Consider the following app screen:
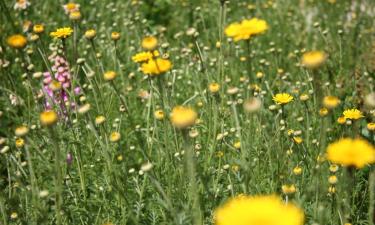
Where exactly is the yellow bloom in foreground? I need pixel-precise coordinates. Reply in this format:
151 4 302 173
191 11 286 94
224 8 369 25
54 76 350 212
326 138 375 168
142 36 158 50
343 108 364 120
170 106 197 129
50 27 73 39
301 51 326 69
225 18 268 42
323 96 340 109
40 110 58 126
7 34 27 49
215 195 304 225
273 93 293 105
141 58 172 75
132 51 159 63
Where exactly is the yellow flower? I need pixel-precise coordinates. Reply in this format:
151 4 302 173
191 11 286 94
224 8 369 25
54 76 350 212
103 71 117 81
273 93 293 105
170 106 197 129
69 11 81 20
367 122 375 131
63 2 80 14
15 125 29 137
214 195 304 225
50 27 73 39
328 186 336 194
209 82 220 93
234 141 241 149
343 108 364 120
84 29 96 39
337 116 346 124
132 51 159 63
154 110 165 120
142 36 158 50
326 138 375 168
95 116 106 125
109 132 121 142
329 164 339 172
328 175 338 184
293 166 302 175
15 138 25 148
323 96 340 109
319 108 328 117
111 32 120 41
141 58 172 75
33 24 44 34
293 137 303 144
301 51 327 69
7 34 27 49
225 18 268 42
40 110 58 126
299 94 309 101
282 184 296 195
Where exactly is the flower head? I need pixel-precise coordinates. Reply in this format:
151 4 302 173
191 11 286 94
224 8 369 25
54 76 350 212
40 110 58 126
326 138 375 168
343 108 364 120
63 2 80 14
103 71 117 81
273 93 293 105
215 195 304 225
132 51 159 63
170 106 197 129
301 51 327 69
50 27 73 39
84 29 96 39
15 125 29 137
142 36 158 50
141 58 172 75
33 24 44 34
225 18 268 42
14 0 30 10
111 32 120 41
323 96 340 109
7 34 27 49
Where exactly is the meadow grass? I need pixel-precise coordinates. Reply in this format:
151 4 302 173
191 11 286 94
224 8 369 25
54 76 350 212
1 0 375 224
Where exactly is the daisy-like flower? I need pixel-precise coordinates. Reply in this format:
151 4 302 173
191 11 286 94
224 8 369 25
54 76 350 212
142 36 158 50
40 110 58 126
225 18 268 42
14 0 30 10
63 2 80 14
326 138 375 168
132 51 159 63
323 96 340 109
141 58 172 75
301 51 327 69
109 132 121 142
273 93 293 105
170 106 197 129
214 195 304 225
50 27 73 39
208 82 220 94
7 34 27 49
103 71 117 81
342 108 364 120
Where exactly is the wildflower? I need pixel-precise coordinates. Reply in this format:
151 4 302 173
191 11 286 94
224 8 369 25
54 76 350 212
111 32 120 41
301 51 327 69
214 195 304 225
293 166 302 175
299 94 309 101
273 93 293 105
343 108 364 120
293 137 303 144
132 51 159 63
7 34 27 49
63 2 80 14
329 164 339 173
337 116 346 124
208 82 220 93
326 138 375 168
103 71 117 81
84 29 96 39
328 175 338 184
189 129 199 138
141 58 172 75
95 116 106 125
233 141 241 149
40 110 58 126
142 36 158 50
78 103 91 114
323 96 340 109
170 106 197 129
319 108 328 117
10 212 18 219
33 24 44 34
50 27 73 39
367 123 375 131
225 18 268 42
328 186 336 194
14 0 30 10
282 184 296 195
109 132 121 142
154 110 165 120
15 138 25 148
141 162 153 172
15 125 29 137
243 98 262 113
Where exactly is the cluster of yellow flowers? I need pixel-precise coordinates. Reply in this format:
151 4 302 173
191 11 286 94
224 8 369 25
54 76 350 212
225 18 268 41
